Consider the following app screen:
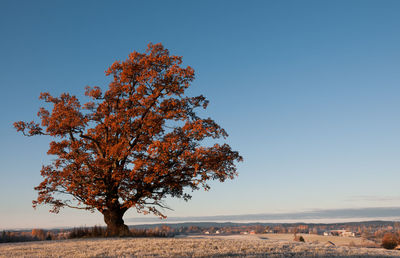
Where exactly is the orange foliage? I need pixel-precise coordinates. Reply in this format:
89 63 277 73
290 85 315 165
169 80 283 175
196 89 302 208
382 232 398 249
31 229 46 240
14 43 242 235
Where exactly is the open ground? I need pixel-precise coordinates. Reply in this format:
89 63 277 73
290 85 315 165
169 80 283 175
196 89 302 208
1 234 400 257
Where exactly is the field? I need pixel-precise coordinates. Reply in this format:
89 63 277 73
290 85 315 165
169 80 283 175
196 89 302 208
1 234 400 257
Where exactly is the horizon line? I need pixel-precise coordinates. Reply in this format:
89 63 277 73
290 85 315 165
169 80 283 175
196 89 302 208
126 206 400 224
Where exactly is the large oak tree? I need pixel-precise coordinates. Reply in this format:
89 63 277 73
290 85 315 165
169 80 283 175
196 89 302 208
14 43 242 236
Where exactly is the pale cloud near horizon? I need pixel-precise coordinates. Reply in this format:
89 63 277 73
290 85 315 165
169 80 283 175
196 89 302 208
344 195 400 203
126 206 400 224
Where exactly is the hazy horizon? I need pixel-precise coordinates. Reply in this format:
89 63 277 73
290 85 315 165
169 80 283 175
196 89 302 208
125 207 400 224
3 206 400 231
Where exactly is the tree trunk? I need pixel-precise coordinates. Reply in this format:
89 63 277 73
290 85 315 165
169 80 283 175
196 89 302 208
103 209 130 237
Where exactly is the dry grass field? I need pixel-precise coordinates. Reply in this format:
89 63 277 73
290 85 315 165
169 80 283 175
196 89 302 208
1 234 399 257
256 233 378 247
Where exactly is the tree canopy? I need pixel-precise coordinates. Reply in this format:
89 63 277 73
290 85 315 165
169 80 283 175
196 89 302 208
14 43 242 236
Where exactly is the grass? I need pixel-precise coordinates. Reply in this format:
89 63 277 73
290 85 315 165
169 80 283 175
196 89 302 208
0 234 399 257
261 233 378 247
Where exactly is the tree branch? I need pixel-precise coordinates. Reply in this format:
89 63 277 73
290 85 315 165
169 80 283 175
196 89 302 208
79 133 105 158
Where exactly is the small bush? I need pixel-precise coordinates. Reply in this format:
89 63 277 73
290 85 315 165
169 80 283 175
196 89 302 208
381 233 398 250
293 235 305 242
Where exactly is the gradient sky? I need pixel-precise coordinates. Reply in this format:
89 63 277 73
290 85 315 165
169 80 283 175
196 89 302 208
1 0 400 229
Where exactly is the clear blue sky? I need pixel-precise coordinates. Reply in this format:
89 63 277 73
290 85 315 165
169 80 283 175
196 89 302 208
1 0 400 229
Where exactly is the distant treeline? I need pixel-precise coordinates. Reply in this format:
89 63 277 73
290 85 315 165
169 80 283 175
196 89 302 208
0 226 173 243
2 220 400 244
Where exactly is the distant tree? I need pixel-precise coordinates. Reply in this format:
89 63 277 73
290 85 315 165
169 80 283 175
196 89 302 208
188 226 200 233
31 229 46 240
45 232 52 240
382 232 398 250
0 231 8 243
14 43 242 236
254 225 265 234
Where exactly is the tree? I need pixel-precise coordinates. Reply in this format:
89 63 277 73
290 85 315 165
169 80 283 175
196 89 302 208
382 232 398 250
14 43 242 236
31 229 46 240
